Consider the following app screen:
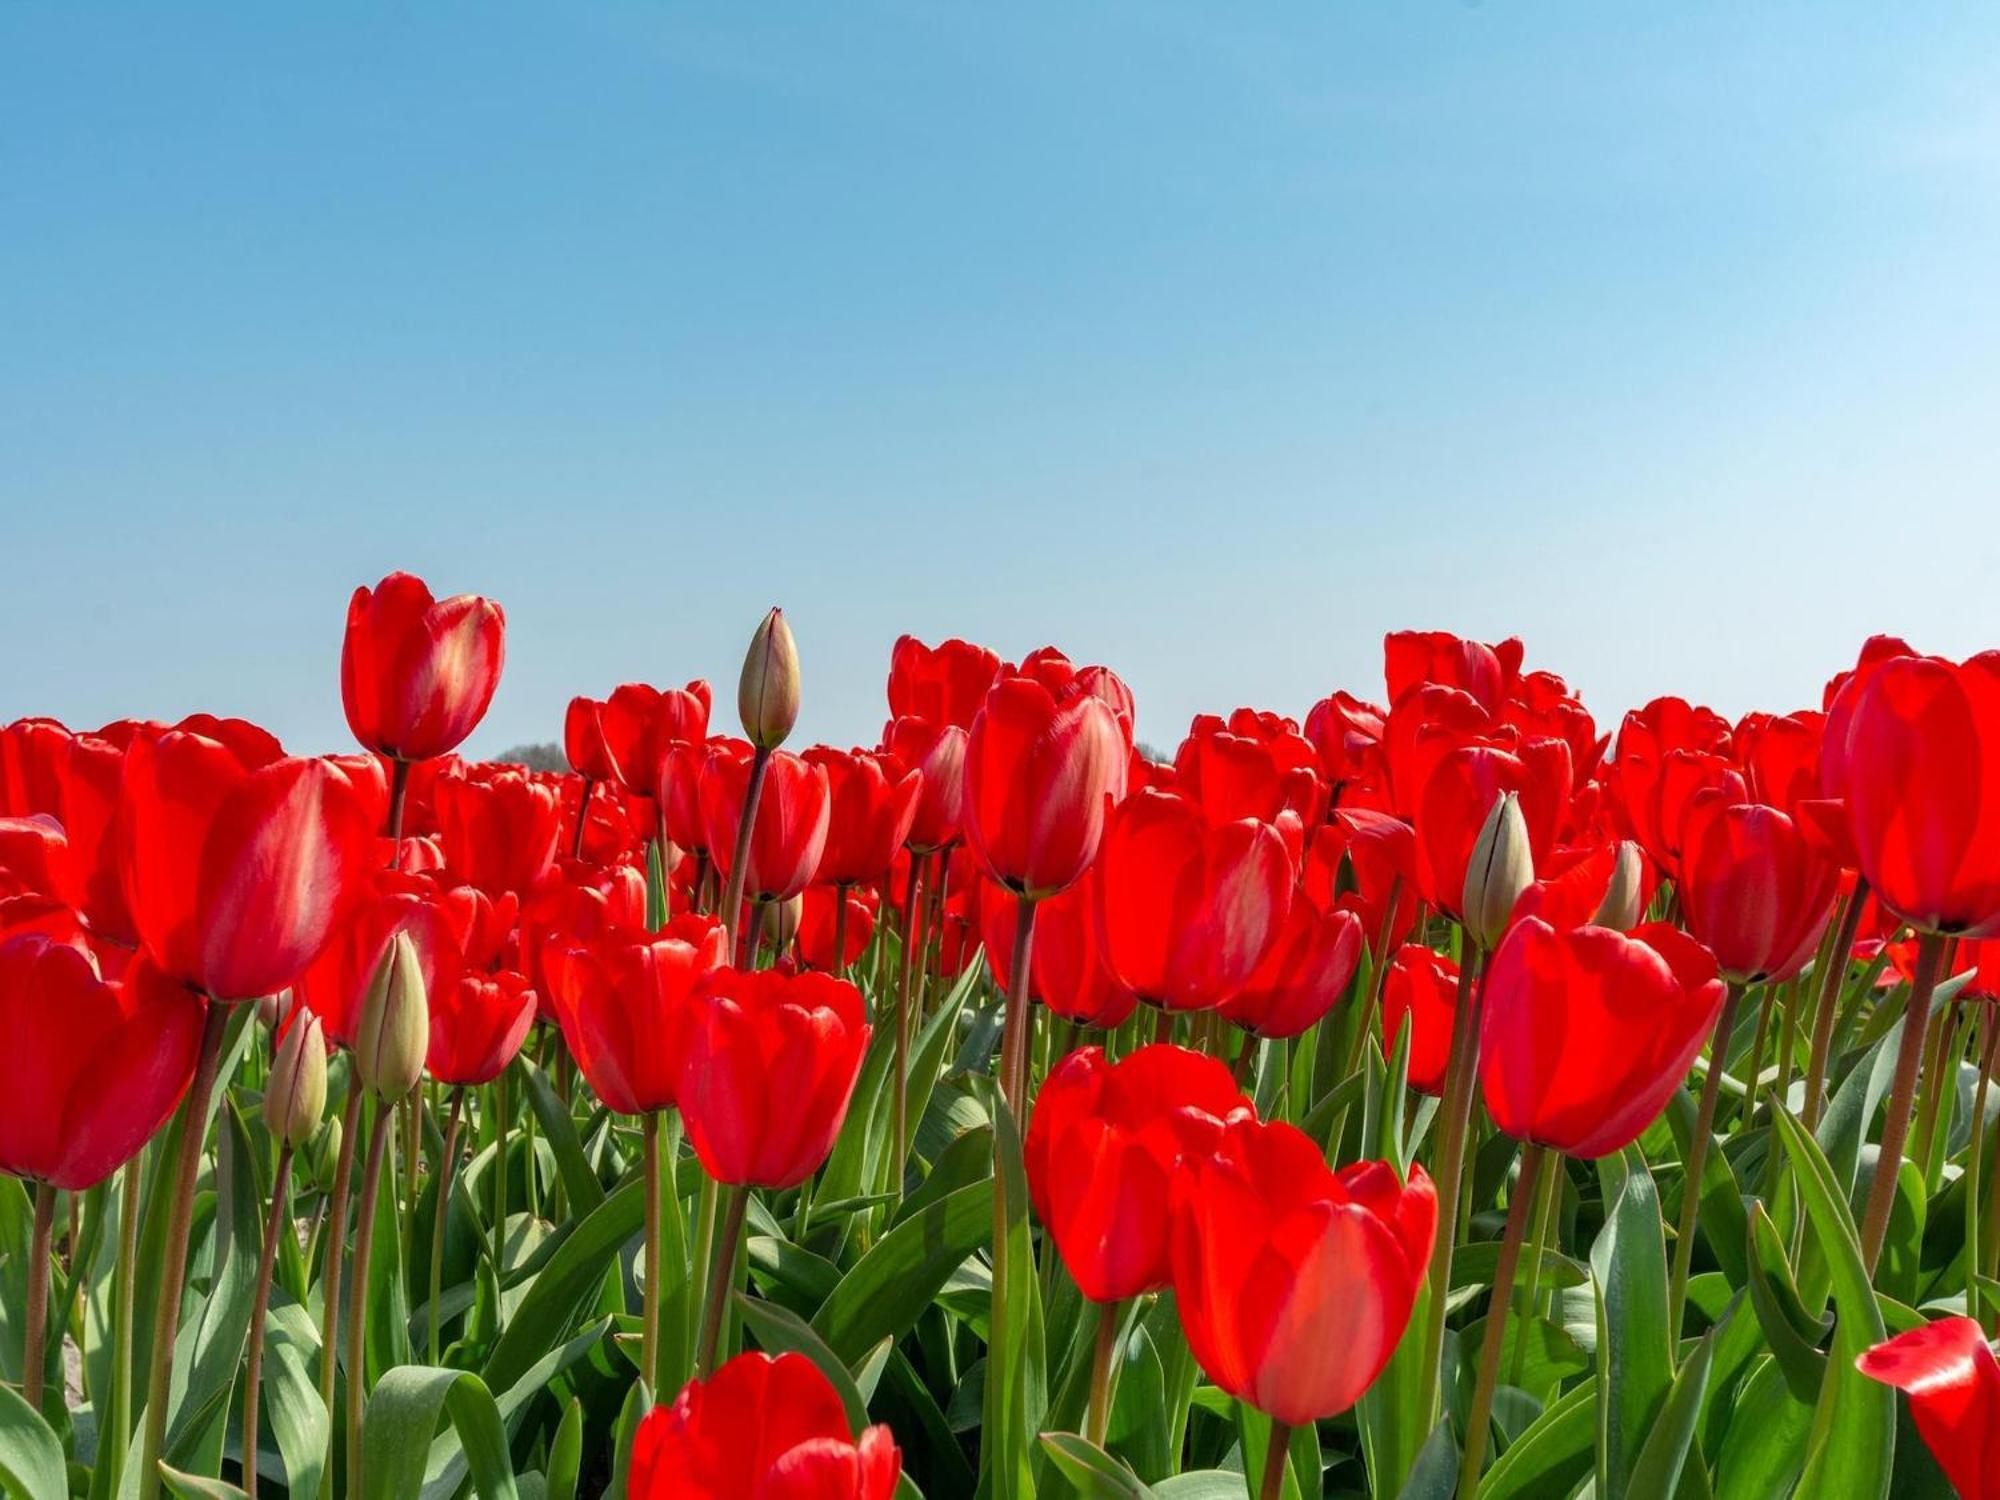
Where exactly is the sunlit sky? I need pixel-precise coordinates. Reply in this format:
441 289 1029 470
5 4 1998 756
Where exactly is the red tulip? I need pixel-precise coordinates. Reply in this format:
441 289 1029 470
551 915 728 1115
1096 789 1291 1012
0 937 205 1190
1610 697 1739 876
1384 630 1525 714
962 676 1129 898
1171 1115 1436 1425
519 857 649 1018
0 718 68 818
1219 896 1365 1040
427 969 537 1087
569 682 711 798
1820 635 1919 802
699 744 830 903
1479 919 1726 1158
1733 709 1825 816
341 571 505 761
1008 863 1137 1027
678 967 871 1188
118 723 376 1001
806 747 922 886
881 717 966 852
563 695 621 783
296 870 461 1048
658 738 717 855
887 634 1003 730
1679 797 1838 983
1511 841 1649 932
1837 651 2000 937
1304 691 1387 789
1174 712 1321 833
797 883 876 970
1382 944 1459 1095
1013 647 1137 734
629 1351 902 1500
1857 1317 2000 1499
1025 1044 1252 1302
433 765 563 900
1411 739 1571 920
1299 808 1419 949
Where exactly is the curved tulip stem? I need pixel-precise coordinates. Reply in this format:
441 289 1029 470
694 1182 750 1379
718 746 773 962
21 1179 56 1412
1460 1144 1547 1497
428 1089 464 1365
1085 1299 1124 1447
1858 931 1946 1272
570 777 594 859
1669 981 1745 1336
1414 944 1487 1435
891 854 928 1195
641 1110 663 1393
243 1145 295 1500
386 756 412 851
1257 1422 1292 1500
317 1075 364 1497
999 895 1041 1117
1802 881 1867 1132
345 1095 395 1495
137 998 227 1500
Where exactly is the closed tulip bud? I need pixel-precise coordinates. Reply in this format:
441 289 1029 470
1592 840 1646 929
763 893 802 952
264 1012 328 1148
303 1109 344 1189
1461 791 1533 952
355 930 429 1100
738 608 800 750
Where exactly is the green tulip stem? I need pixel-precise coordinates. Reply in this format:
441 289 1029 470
428 1088 464 1365
1084 1298 1124 1447
1669 981 1745 1335
1859 930 1948 1273
1802 881 1867 1132
1461 1143 1548 1497
21 1179 56 1412
1257 1421 1292 1500
242 1144 294 1500
891 852 928 1196
694 1181 750 1379
345 1094 395 1496
718 746 773 964
1414 942 1487 1435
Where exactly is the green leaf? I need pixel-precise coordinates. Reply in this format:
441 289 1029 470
262 1319 329 1500
1664 1087 1749 1289
1774 1107 1894 1500
1394 1420 1459 1500
482 1178 643 1391
0 1385 66 1500
1592 1150 1674 1500
1713 1358 1812 1500
520 1060 605 1216
978 1094 1046 1500
736 1293 888 1435
1481 1376 1596 1500
158 1468 251 1500
1037 1433 1158 1498
1627 1300 1733 1500
360 1366 519 1500
544 1398 582 1500
809 1180 993 1366
1743 1201 1830 1403
164 1099 264 1462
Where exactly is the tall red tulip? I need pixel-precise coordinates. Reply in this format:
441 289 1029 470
1857 1317 2000 1499
798 883 877 970
432 765 563 900
563 695 622 783
699 744 830 904
806 747 922 886
341 571 505 762
962 676 1129 899
1411 740 1571 921
887 635 1003 730
1382 944 1458 1095
426 969 537 1087
1219 895 1364 1040
1171 1115 1436 1425
519 857 649 1018
551 916 729 1116
296 870 460 1047
1610 696 1739 876
118 723 377 1001
1479 918 1726 1158
1096 789 1291 1012
1384 630 1524 713
630 1351 902 1500
1678 797 1838 983
1174 712 1320 835
882 716 966 852
0 937 205 1190
1026 1044 1251 1303
678 966 870 1189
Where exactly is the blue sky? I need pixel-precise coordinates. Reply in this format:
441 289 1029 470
4 4 1998 756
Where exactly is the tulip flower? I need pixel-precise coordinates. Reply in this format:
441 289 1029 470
806 746 923 887
1733 708 1825 815
1219 895 1365 1041
630 1351 902 1500
887 634 1003 730
1609 695 1736 874
427 969 536 1087
1384 629 1525 713
1096 788 1292 1013
1679 797 1838 984
1856 1317 2000 1499
1412 741 1570 925
1512 840 1649 932
1173 711 1321 836
882 715 967 852
297 870 461 1047
1382 944 1458 1094
977 864 1136 1029
1303 690 1388 790
432 764 563 900
340 570 506 767
798 882 876 970
1170 1115 1436 1456
552 916 729 1115
699 743 830 905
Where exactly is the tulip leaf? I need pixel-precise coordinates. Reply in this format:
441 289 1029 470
1743 1201 1830 1403
810 1177 993 1365
1712 1358 1812 1500
1393 1419 1459 1500
1037 1432 1160 1497
1154 1477 1259 1500
1773 1107 1893 1500
1626 1298 1734 1500
735 1292 887 1433
481 1178 643 1391
1480 1376 1596 1500
164 1097 264 1463
423 1321 605 1500
158 1468 251 1500
360 1365 518 1500
0 1385 66 1500
1592 1149 1674 1500
544 1398 582 1500
978 1095 1046 1500
520 1060 606 1216
261 1324 329 1500
1664 1086 1749 1290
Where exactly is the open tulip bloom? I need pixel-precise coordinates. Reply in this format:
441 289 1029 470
13 605 2000 1500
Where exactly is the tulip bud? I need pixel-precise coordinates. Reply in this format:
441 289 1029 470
1462 791 1534 952
738 607 801 750
264 1012 328 1148
763 893 803 952
355 931 430 1100
1592 840 1646 930
304 1108 344 1190
258 988 295 1032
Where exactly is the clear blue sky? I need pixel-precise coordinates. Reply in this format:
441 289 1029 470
5 4 1998 756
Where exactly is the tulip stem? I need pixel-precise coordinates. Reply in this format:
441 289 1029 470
243 1145 295 1500
999 894 1041 1116
892 853 928 1196
1968 1007 1995 1331
1414 945 1487 1436
1669 981 1744 1337
719 746 773 963
492 1066 510 1274
1257 1421 1291 1500
1085 1299 1123 1447
694 1182 749 1379
318 1076 364 1498
831 882 850 975
428 1089 464 1365
21 1179 56 1412
386 756 412 849
642 1110 663 1393
1738 983 1776 1131
1509 1150 1562 1388
1342 875 1406 1082
106 1155 143 1496
1912 971 1965 1183
1460 1144 1546 1496
1859 931 1947 1274
346 1096 394 1494
1802 881 1867 1132
136 999 227 1500
570 777 594 858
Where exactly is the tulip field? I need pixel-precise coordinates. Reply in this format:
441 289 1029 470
6 575 2000 1500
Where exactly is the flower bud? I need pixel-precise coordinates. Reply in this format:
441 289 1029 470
763 893 803 952
738 607 801 750
1592 840 1646 930
1462 791 1534 952
355 931 430 1100
264 1011 328 1149
303 1109 344 1190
